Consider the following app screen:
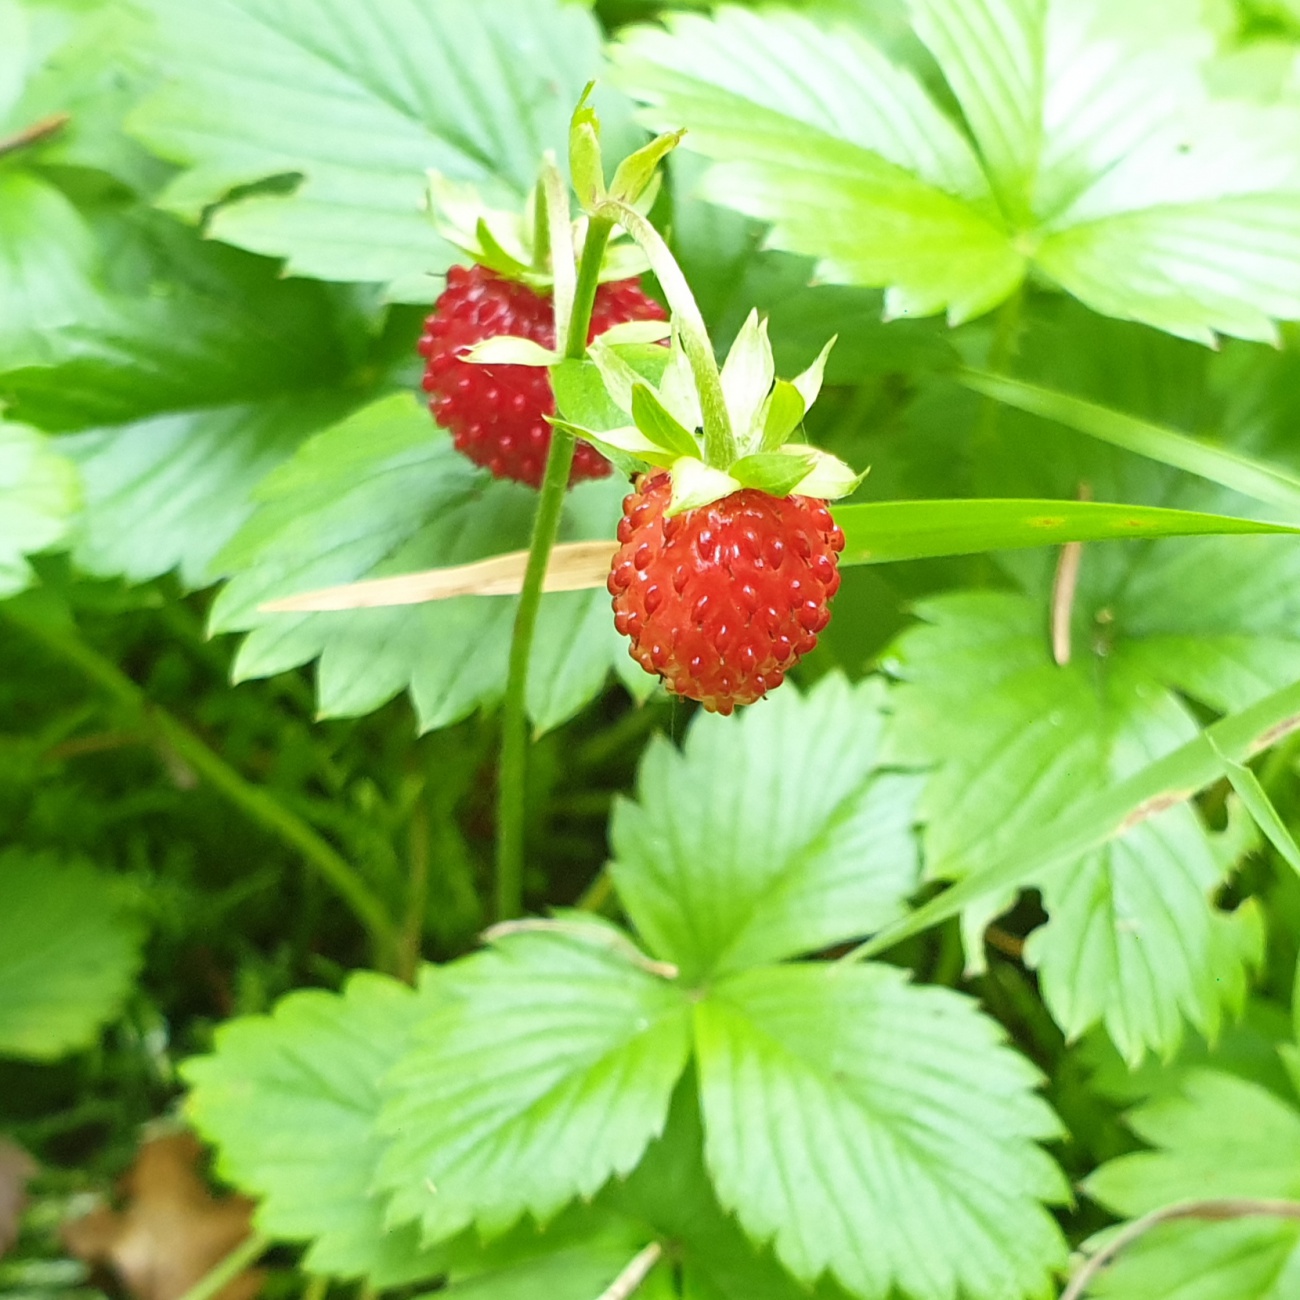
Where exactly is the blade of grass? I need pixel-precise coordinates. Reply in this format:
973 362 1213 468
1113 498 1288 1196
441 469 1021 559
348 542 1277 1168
959 368 1300 512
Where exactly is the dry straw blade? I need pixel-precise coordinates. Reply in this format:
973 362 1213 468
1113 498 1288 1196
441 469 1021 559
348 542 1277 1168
258 540 618 612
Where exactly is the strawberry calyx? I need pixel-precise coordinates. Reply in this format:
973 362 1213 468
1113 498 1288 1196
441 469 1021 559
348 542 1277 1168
550 310 867 515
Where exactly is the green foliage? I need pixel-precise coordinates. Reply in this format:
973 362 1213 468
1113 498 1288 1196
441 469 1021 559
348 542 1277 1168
616 0 1300 340
182 972 443 1284
8 0 1300 1297
610 675 920 981
1084 1069 1300 1297
0 851 144 1060
127 0 632 299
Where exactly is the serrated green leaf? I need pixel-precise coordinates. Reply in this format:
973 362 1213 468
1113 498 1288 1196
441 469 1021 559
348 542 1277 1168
210 393 640 731
618 2 1300 340
377 929 690 1243
0 172 101 368
1081 1070 1300 1299
182 972 443 1285
0 851 145 1061
2 228 365 589
128 0 632 300
884 583 1279 1058
0 421 78 598
611 675 921 983
694 963 1068 1300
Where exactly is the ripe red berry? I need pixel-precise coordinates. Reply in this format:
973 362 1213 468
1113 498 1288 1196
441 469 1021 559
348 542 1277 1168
418 265 666 488
608 471 845 714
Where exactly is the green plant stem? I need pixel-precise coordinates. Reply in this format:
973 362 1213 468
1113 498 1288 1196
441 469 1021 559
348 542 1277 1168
594 197 735 465
494 217 615 921
2 604 399 965
175 1233 269 1300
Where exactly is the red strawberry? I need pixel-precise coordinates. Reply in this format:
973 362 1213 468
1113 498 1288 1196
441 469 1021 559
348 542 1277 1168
608 471 845 714
418 265 666 488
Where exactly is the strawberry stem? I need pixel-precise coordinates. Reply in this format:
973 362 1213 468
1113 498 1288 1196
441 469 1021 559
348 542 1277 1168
595 197 735 467
494 215 615 921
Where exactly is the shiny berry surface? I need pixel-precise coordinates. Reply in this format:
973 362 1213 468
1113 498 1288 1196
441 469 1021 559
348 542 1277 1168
608 472 845 714
418 265 666 488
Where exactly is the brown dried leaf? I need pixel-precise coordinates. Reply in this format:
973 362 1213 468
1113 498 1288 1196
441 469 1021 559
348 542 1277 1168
0 1138 37 1258
257 539 618 612
63 1133 262 1300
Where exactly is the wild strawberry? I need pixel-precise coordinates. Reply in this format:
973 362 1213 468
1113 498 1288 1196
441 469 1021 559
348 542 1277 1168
418 266 665 489
608 472 845 714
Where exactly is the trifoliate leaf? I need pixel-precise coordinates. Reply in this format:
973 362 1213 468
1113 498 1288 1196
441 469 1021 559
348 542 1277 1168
886 589 1270 1060
613 7 1022 324
0 851 145 1061
694 963 1069 1300
611 675 921 982
128 0 633 300
210 393 647 732
377 929 690 1243
0 421 78 598
1082 1070 1300 1299
1 225 366 590
182 973 443 1285
617 2 1300 341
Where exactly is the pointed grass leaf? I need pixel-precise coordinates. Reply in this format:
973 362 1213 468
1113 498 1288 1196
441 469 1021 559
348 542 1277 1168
959 369 1300 512
694 963 1068 1300
0 852 145 1061
181 973 444 1285
377 929 690 1243
610 675 922 982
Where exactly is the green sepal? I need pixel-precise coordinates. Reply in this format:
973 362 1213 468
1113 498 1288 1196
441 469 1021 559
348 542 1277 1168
475 216 534 281
667 456 741 515
609 129 686 206
631 384 700 460
587 337 675 417
790 336 836 413
461 336 559 367
551 358 631 433
789 446 867 499
729 449 818 497
595 319 672 347
759 381 807 451
569 82 606 212
546 417 673 476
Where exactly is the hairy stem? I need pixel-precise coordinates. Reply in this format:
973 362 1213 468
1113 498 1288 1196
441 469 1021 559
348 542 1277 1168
594 197 734 466
3 604 399 965
494 217 615 921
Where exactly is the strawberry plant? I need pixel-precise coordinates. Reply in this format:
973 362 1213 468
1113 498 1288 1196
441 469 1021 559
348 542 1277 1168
9 1 1300 1299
